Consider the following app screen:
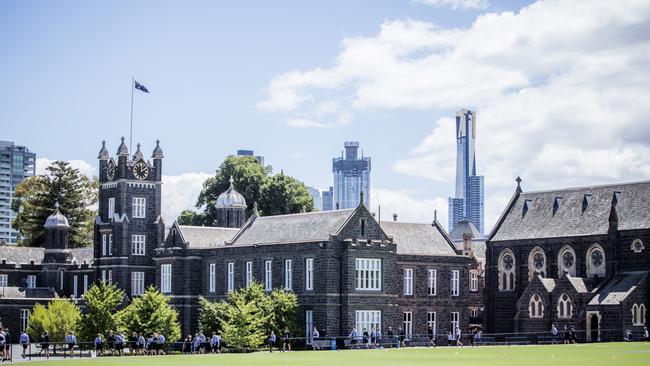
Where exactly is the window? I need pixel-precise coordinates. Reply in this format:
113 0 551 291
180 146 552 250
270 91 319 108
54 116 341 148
306 310 314 345
427 312 436 336
305 258 314 291
450 312 459 332
632 304 646 326
528 247 546 280
631 239 645 253
131 235 146 255
108 197 115 219
428 269 437 296
470 270 478 292
403 312 413 339
20 309 29 332
132 197 146 218
131 272 144 296
0 274 7 287
284 259 293 290
102 234 107 255
355 310 381 337
108 270 113 284
59 270 64 290
209 263 216 293
451 270 460 296
558 245 576 276
265 260 272 291
498 249 516 291
227 262 235 292
108 234 113 255
469 308 479 318
557 293 572 318
83 275 88 294
586 244 606 278
101 270 106 283
73 275 78 298
27 275 36 288
529 293 544 318
245 261 253 288
403 268 413 296
360 219 367 237
161 264 172 293
355 258 381 290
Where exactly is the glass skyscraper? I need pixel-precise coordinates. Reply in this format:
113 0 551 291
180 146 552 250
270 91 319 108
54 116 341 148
0 141 36 244
307 186 322 211
321 186 334 211
332 142 370 209
448 110 484 236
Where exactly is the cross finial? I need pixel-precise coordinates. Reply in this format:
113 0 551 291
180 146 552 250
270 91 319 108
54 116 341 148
229 175 234 185
156 139 160 146
359 191 365 206
137 143 141 149
101 140 106 147
121 136 125 142
515 176 522 193
54 201 60 210
434 209 437 221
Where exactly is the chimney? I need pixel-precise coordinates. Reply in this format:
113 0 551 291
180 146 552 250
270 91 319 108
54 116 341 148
463 233 473 256
336 202 339 210
393 213 398 222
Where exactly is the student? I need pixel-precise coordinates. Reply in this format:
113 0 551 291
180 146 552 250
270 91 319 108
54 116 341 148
210 332 221 354
19 330 30 359
455 327 463 347
362 328 370 349
0 328 6 361
146 334 154 355
474 329 482 346
312 327 320 350
107 330 116 356
94 334 103 356
447 331 454 347
282 327 291 352
157 332 166 355
644 327 649 342
469 328 476 347
137 333 146 355
551 323 558 344
39 331 50 357
398 328 405 348
624 329 633 342
198 331 206 353
66 331 77 358
129 332 138 355
182 335 191 354
569 327 577 344
3 328 10 360
563 326 570 344
371 327 381 348
386 326 395 347
114 332 124 356
427 325 436 347
348 327 358 348
192 332 201 353
269 331 276 353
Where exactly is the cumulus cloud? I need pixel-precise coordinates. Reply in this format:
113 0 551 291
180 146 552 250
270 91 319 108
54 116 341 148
286 118 331 129
414 0 489 10
371 188 448 228
161 173 212 224
36 157 97 177
258 0 650 231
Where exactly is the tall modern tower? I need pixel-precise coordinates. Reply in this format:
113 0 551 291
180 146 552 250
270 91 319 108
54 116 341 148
332 142 370 209
0 141 36 244
321 186 334 211
306 186 322 211
448 110 484 236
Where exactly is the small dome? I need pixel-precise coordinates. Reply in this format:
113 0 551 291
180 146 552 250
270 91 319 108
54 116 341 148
151 139 164 159
449 218 480 241
44 202 69 229
117 136 129 156
133 143 144 160
97 140 109 160
216 176 247 208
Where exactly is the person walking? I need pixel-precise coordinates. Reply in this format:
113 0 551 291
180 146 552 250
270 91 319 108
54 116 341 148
644 327 649 342
129 332 138 355
455 327 463 347
210 332 221 354
106 330 116 356
362 328 370 349
3 328 10 361
551 323 558 344
38 331 49 357
563 326 571 344
282 327 291 352
427 325 436 347
312 327 320 350
19 330 30 359
136 333 146 355
0 328 6 361
94 334 103 356
398 328 405 348
65 331 77 358
348 327 358 348
447 331 454 347
268 331 276 353
157 332 166 355
115 332 124 356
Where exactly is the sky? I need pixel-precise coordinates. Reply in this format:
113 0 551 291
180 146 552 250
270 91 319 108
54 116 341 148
2 0 650 230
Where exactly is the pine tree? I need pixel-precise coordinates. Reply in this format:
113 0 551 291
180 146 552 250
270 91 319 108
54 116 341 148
78 281 125 341
12 161 97 247
117 286 181 342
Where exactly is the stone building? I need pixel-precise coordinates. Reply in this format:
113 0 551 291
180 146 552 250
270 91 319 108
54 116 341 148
485 178 649 341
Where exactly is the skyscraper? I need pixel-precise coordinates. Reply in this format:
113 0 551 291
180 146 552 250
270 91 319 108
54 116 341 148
321 186 334 211
230 149 265 165
307 186 322 211
332 141 370 209
0 141 36 244
448 110 484 236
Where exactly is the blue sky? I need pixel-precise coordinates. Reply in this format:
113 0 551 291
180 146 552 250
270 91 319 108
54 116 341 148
3 0 649 229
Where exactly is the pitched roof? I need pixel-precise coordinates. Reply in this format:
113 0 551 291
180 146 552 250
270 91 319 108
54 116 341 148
380 221 458 256
177 225 238 248
449 219 481 241
588 272 647 306
539 277 557 292
491 180 650 241
0 287 56 299
0 246 92 265
566 276 591 293
230 209 356 246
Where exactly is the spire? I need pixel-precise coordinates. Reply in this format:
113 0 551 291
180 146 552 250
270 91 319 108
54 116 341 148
253 201 259 215
151 139 164 159
133 143 143 160
515 176 522 193
117 136 129 156
359 191 365 207
97 140 109 160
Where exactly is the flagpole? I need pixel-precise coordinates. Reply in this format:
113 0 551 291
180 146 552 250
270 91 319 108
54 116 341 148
130 76 134 153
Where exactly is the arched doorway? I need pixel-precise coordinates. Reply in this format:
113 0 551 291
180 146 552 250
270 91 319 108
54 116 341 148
586 311 600 342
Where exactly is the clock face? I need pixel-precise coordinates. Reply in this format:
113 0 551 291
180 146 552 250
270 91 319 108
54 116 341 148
105 165 116 180
132 162 149 180
562 251 574 268
591 250 603 267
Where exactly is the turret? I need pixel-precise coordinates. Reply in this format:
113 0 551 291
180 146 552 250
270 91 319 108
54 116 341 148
43 202 72 263
117 136 129 179
216 176 247 228
151 139 164 181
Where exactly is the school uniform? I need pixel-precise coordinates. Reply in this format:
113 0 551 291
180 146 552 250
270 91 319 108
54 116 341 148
137 335 146 350
349 329 358 345
20 332 30 350
66 334 77 351
269 334 276 352
210 335 221 352
94 336 103 352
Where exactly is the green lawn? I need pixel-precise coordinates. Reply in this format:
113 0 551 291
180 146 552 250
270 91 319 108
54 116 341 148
30 343 650 366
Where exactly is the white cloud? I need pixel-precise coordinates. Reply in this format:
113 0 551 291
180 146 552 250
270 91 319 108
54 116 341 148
414 0 489 10
36 157 97 177
258 0 650 232
161 173 212 224
371 188 448 229
286 118 331 129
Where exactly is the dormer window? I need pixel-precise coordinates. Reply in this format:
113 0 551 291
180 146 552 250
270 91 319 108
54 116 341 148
582 194 592 212
553 197 562 216
522 199 532 217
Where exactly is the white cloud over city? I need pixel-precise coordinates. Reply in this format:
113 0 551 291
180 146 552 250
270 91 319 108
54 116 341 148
259 0 650 231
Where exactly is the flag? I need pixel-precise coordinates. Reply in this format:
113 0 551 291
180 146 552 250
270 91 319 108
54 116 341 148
134 80 149 93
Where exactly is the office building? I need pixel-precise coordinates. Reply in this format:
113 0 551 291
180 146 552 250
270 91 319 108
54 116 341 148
322 186 334 211
0 141 36 244
332 142 370 209
307 186 322 211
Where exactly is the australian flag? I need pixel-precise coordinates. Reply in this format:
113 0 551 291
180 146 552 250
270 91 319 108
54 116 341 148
134 80 150 93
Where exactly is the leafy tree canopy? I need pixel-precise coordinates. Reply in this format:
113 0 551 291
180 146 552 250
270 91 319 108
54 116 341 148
27 300 81 342
78 281 125 341
117 286 181 342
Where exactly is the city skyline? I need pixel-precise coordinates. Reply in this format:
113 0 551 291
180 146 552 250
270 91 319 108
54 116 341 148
3 0 650 232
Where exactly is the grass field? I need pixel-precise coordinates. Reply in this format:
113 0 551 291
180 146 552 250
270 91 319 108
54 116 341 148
26 343 650 366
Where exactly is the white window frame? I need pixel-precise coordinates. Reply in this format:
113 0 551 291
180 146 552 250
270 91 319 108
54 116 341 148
245 261 253 288
20 309 29 332
469 307 479 318
131 271 144 296
355 310 381 337
59 270 64 290
0 274 8 287
306 310 314 345
470 270 478 292
131 234 146 256
108 234 113 255
101 270 106 282
209 263 216 293
355 258 382 291
428 269 437 296
403 311 413 339
284 259 293 290
102 234 107 255
27 275 36 288
161 264 172 293
73 275 78 298
132 197 146 219
83 275 88 294
403 268 413 296
450 312 460 333
108 197 115 219
557 293 572 318
108 270 113 284
632 304 646 326
451 270 460 296
530 293 544 318
265 260 272 291
305 258 314 291
427 312 437 336
227 262 234 292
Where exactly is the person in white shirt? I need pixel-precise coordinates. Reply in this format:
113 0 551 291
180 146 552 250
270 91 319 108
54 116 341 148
210 332 221 353
312 327 320 350
19 331 30 359
455 327 463 347
157 333 166 355
66 331 77 358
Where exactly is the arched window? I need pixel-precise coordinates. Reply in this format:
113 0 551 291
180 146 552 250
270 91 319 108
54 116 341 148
529 293 544 318
586 244 606 278
631 239 645 253
632 304 646 326
498 249 516 291
557 293 572 318
528 247 546 280
558 245 576 277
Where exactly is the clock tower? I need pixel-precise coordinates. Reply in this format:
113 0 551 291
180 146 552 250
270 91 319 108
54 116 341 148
94 137 165 298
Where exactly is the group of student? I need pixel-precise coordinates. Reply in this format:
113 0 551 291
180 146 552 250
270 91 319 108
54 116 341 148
0 327 12 360
624 327 649 342
93 330 167 356
268 327 293 352
346 325 472 348
181 331 222 354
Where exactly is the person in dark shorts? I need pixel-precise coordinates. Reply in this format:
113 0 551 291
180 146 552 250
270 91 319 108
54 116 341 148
563 326 571 344
282 327 291 352
362 328 369 349
106 330 116 356
137 333 146 355
94 334 103 356
39 331 50 357
129 332 138 355
427 325 436 347
65 331 77 357
3 328 10 360
269 331 276 353
349 327 358 347
19 330 30 359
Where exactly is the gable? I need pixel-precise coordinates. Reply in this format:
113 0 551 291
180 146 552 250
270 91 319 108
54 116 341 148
336 205 389 241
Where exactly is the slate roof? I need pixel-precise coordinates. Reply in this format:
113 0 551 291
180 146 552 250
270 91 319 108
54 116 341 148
449 219 482 241
588 272 647 306
0 246 93 265
230 209 356 246
567 276 591 293
0 287 56 299
380 221 458 256
177 225 238 248
539 277 557 292
491 180 650 241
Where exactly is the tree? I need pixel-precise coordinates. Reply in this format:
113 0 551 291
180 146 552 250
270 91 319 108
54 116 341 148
259 173 314 216
12 161 97 247
117 286 181 342
218 291 268 350
78 281 125 341
27 300 81 342
176 209 207 226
